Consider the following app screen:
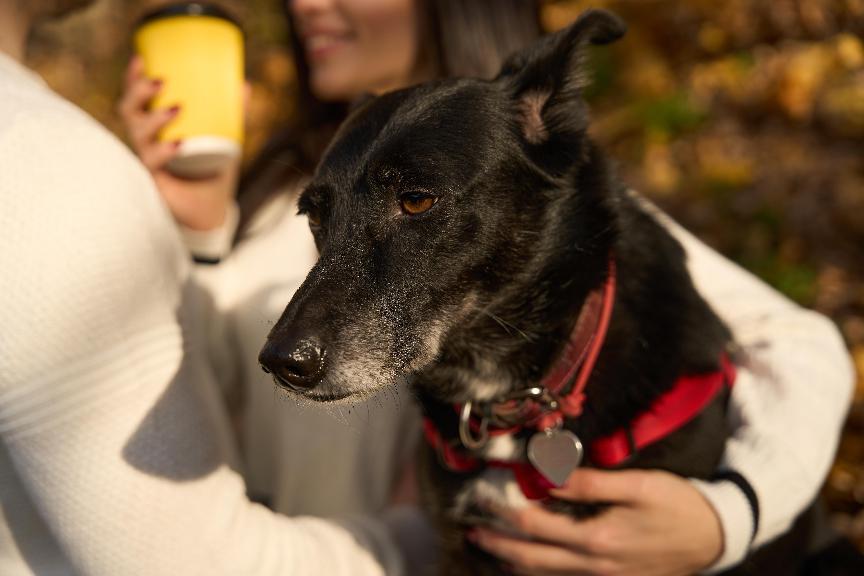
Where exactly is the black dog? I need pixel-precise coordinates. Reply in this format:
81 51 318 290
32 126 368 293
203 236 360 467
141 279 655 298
259 10 839 575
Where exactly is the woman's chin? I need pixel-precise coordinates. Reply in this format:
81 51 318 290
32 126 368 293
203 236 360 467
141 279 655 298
309 69 365 103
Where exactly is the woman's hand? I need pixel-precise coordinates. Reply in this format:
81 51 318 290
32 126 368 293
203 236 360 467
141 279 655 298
471 468 723 576
119 56 239 231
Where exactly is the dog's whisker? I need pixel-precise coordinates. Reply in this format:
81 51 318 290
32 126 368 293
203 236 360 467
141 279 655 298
482 310 534 343
483 310 513 336
335 403 349 427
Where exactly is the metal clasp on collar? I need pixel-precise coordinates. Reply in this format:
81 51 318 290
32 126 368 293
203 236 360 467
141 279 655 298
488 386 561 428
508 386 560 410
458 387 562 450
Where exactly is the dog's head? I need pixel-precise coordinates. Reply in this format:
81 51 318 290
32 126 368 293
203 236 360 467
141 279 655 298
259 10 626 402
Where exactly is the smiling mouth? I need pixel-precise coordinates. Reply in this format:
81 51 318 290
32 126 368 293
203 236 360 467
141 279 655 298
303 34 352 61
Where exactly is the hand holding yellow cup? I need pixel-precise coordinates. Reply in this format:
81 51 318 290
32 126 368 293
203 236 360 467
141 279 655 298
134 2 244 178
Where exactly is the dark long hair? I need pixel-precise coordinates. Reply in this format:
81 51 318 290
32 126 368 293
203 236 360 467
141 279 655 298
236 0 543 239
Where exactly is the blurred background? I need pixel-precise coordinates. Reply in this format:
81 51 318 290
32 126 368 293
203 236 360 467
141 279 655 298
27 0 864 549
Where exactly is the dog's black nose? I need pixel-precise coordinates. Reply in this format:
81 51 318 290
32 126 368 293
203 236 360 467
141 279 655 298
259 337 326 390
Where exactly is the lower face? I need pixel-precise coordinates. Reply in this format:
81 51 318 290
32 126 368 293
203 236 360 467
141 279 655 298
293 0 420 101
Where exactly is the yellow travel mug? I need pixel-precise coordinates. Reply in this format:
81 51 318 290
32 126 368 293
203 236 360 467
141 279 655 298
134 2 244 178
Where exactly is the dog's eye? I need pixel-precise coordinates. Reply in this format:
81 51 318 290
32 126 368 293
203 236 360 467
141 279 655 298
400 192 437 216
306 210 321 227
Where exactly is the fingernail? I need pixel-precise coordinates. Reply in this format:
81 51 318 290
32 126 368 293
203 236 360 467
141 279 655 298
172 139 183 149
152 78 163 89
168 105 181 115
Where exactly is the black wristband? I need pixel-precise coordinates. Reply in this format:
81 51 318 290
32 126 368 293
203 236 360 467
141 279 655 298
713 470 760 544
192 254 221 265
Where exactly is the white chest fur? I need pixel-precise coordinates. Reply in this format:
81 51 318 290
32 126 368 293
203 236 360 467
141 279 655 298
450 434 531 529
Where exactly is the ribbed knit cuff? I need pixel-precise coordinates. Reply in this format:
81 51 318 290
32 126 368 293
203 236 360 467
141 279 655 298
690 476 756 573
179 202 239 264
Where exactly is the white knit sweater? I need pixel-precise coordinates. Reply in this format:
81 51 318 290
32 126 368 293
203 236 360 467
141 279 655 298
0 52 404 576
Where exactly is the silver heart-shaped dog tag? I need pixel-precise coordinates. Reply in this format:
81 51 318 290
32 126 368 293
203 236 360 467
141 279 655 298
527 429 584 487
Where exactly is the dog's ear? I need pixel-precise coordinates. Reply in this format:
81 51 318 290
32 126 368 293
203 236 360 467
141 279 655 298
497 9 626 145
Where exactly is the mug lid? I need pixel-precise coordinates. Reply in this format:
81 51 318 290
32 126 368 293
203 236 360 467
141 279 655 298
135 2 241 30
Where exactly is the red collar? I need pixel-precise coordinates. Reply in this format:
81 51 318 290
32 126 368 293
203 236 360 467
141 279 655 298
533 257 617 430
422 257 737 499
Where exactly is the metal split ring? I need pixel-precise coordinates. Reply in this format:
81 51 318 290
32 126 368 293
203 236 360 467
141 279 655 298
459 401 489 451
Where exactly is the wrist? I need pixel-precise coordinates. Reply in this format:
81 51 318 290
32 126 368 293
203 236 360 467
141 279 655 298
178 200 230 231
690 472 759 573
179 202 239 264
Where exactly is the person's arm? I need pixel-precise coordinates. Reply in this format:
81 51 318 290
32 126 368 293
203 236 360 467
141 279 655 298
652 198 854 571
0 111 402 576
470 197 853 575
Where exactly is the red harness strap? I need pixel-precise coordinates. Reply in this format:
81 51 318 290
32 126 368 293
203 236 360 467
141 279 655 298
590 356 737 467
422 419 557 498
423 418 481 472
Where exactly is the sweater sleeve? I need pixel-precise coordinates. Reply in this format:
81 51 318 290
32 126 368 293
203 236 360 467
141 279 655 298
638 197 854 571
0 107 403 576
